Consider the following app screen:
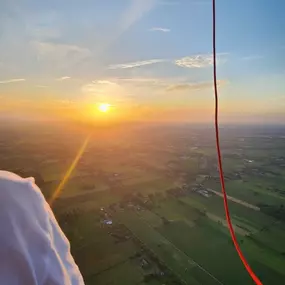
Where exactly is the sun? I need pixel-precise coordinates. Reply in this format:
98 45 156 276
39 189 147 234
98 103 111 113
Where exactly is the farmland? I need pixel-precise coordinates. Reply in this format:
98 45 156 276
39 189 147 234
0 121 285 284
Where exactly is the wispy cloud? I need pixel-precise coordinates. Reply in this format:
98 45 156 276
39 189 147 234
82 80 119 94
57 76 71 81
149 27 170 32
166 80 227 92
96 80 117 85
108 59 166 69
175 53 227 68
109 53 227 70
32 41 91 58
31 41 91 68
0 78 26 84
118 77 163 85
175 54 213 68
81 80 128 103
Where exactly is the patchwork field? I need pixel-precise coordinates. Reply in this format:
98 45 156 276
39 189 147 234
1 123 285 284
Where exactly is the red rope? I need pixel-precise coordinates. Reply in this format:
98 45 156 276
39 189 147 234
212 1 263 284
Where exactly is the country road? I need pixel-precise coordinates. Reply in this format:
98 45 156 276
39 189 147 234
206 188 260 211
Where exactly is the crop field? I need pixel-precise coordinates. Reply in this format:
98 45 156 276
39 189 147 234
116 210 209 285
153 198 202 224
158 218 251 284
180 194 275 231
204 179 285 207
60 189 285 285
1 123 285 284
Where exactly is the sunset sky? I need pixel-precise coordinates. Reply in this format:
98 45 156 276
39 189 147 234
0 0 284 123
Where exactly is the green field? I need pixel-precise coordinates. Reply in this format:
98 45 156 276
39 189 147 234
86 260 144 285
153 198 202 224
158 219 252 284
56 173 285 285
180 193 275 231
117 210 202 285
2 123 285 284
204 179 285 207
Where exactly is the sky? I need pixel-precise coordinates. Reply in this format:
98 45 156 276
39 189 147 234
0 0 284 124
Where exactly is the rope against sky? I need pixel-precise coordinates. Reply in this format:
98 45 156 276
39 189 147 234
212 1 263 284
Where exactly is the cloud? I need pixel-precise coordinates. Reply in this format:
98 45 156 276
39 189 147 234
96 80 117 85
36 85 48 88
149 27 170 32
0 78 26 84
81 80 128 103
32 41 90 57
57 76 71 81
175 53 227 68
175 54 213 68
31 41 91 66
108 53 227 69
108 59 166 69
166 80 227 92
118 77 163 85
81 80 119 94
109 53 227 70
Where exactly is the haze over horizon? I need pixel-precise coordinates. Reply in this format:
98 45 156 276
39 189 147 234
0 0 284 124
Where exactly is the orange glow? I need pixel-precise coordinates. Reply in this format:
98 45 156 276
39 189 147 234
2 96 277 125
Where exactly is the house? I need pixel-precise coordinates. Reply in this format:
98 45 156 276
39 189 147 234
197 189 210 198
102 219 113 225
140 258 150 268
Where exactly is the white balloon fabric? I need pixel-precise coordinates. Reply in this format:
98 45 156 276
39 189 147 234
0 171 84 285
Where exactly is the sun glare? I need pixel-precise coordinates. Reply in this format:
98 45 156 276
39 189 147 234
98 103 111 113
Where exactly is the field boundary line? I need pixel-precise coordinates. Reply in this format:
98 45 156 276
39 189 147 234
85 257 130 279
135 212 225 285
117 215 189 285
